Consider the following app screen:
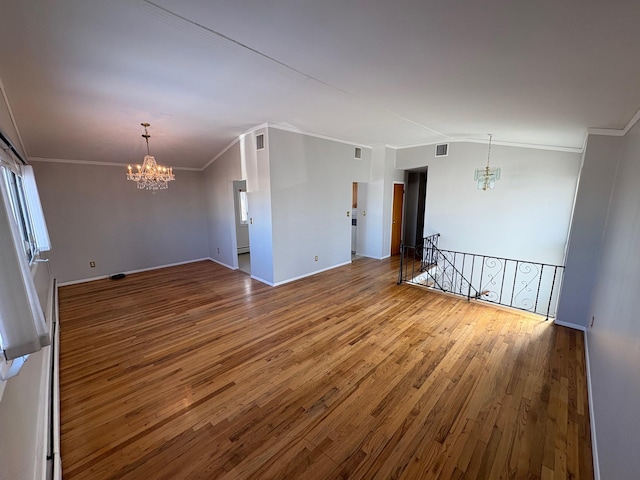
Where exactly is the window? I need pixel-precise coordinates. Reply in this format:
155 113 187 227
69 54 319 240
2 168 35 262
238 189 249 225
1 164 50 263
0 154 51 362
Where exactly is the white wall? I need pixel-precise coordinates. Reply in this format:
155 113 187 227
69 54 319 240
243 129 275 284
584 122 640 480
556 135 621 328
203 141 243 269
396 142 581 264
355 146 404 259
0 263 52 480
31 161 209 284
0 89 53 480
267 127 371 284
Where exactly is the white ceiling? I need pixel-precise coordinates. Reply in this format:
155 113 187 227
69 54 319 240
1 0 639 169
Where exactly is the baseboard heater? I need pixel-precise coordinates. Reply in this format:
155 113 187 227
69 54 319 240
45 279 62 480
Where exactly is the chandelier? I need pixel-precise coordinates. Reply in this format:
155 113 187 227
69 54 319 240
126 123 175 191
474 134 501 191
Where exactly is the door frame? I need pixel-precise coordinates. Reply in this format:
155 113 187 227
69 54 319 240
390 181 405 255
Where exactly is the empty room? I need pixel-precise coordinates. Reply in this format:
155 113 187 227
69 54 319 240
1 1 640 479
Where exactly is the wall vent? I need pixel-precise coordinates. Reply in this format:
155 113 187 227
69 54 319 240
435 144 448 157
256 133 265 150
354 147 362 159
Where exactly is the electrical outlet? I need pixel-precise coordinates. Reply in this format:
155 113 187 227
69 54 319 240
90 261 96 268
315 256 318 262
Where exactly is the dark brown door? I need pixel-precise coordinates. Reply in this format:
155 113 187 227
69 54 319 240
391 183 404 255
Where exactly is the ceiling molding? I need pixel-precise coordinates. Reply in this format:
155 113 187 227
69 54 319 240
588 105 640 138
587 128 625 137
28 157 201 171
392 137 583 154
0 78 28 158
201 137 240 171
260 123 373 149
623 107 640 135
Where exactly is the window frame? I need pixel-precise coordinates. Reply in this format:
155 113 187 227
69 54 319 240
2 164 37 264
237 188 249 227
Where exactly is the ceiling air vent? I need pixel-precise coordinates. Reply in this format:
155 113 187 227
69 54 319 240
354 147 362 159
435 144 448 157
256 133 265 150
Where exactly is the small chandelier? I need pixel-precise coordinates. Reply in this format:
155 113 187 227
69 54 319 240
474 134 501 191
127 122 175 191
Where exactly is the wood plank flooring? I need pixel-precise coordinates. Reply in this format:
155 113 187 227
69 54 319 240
58 257 593 479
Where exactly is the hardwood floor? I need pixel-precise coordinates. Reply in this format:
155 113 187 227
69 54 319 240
58 257 593 479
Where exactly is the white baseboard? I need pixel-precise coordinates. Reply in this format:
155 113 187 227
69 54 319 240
583 331 600 480
553 319 587 332
59 274 109 286
208 257 238 270
58 258 211 286
250 261 353 287
250 275 274 286
272 261 352 287
355 253 385 260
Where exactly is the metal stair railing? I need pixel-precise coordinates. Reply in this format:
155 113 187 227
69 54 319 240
398 234 565 320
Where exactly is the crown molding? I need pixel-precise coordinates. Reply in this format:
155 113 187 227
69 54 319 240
0 78 29 159
243 122 373 149
28 157 201 171
201 136 240 170
587 128 625 137
392 137 583 153
588 106 640 138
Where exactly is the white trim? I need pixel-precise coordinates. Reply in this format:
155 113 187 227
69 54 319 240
583 331 600 480
587 128 625 137
0 78 29 158
250 274 274 286
622 107 640 135
51 280 62 480
201 137 240 170
587 106 640 139
553 319 587 332
28 157 200 171
243 123 373 150
58 258 210 286
241 123 269 135
271 261 352 287
209 257 238 270
393 136 583 154
355 253 386 260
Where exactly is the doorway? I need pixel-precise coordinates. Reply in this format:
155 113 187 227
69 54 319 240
391 183 404 255
233 180 251 274
403 169 428 248
351 182 358 256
